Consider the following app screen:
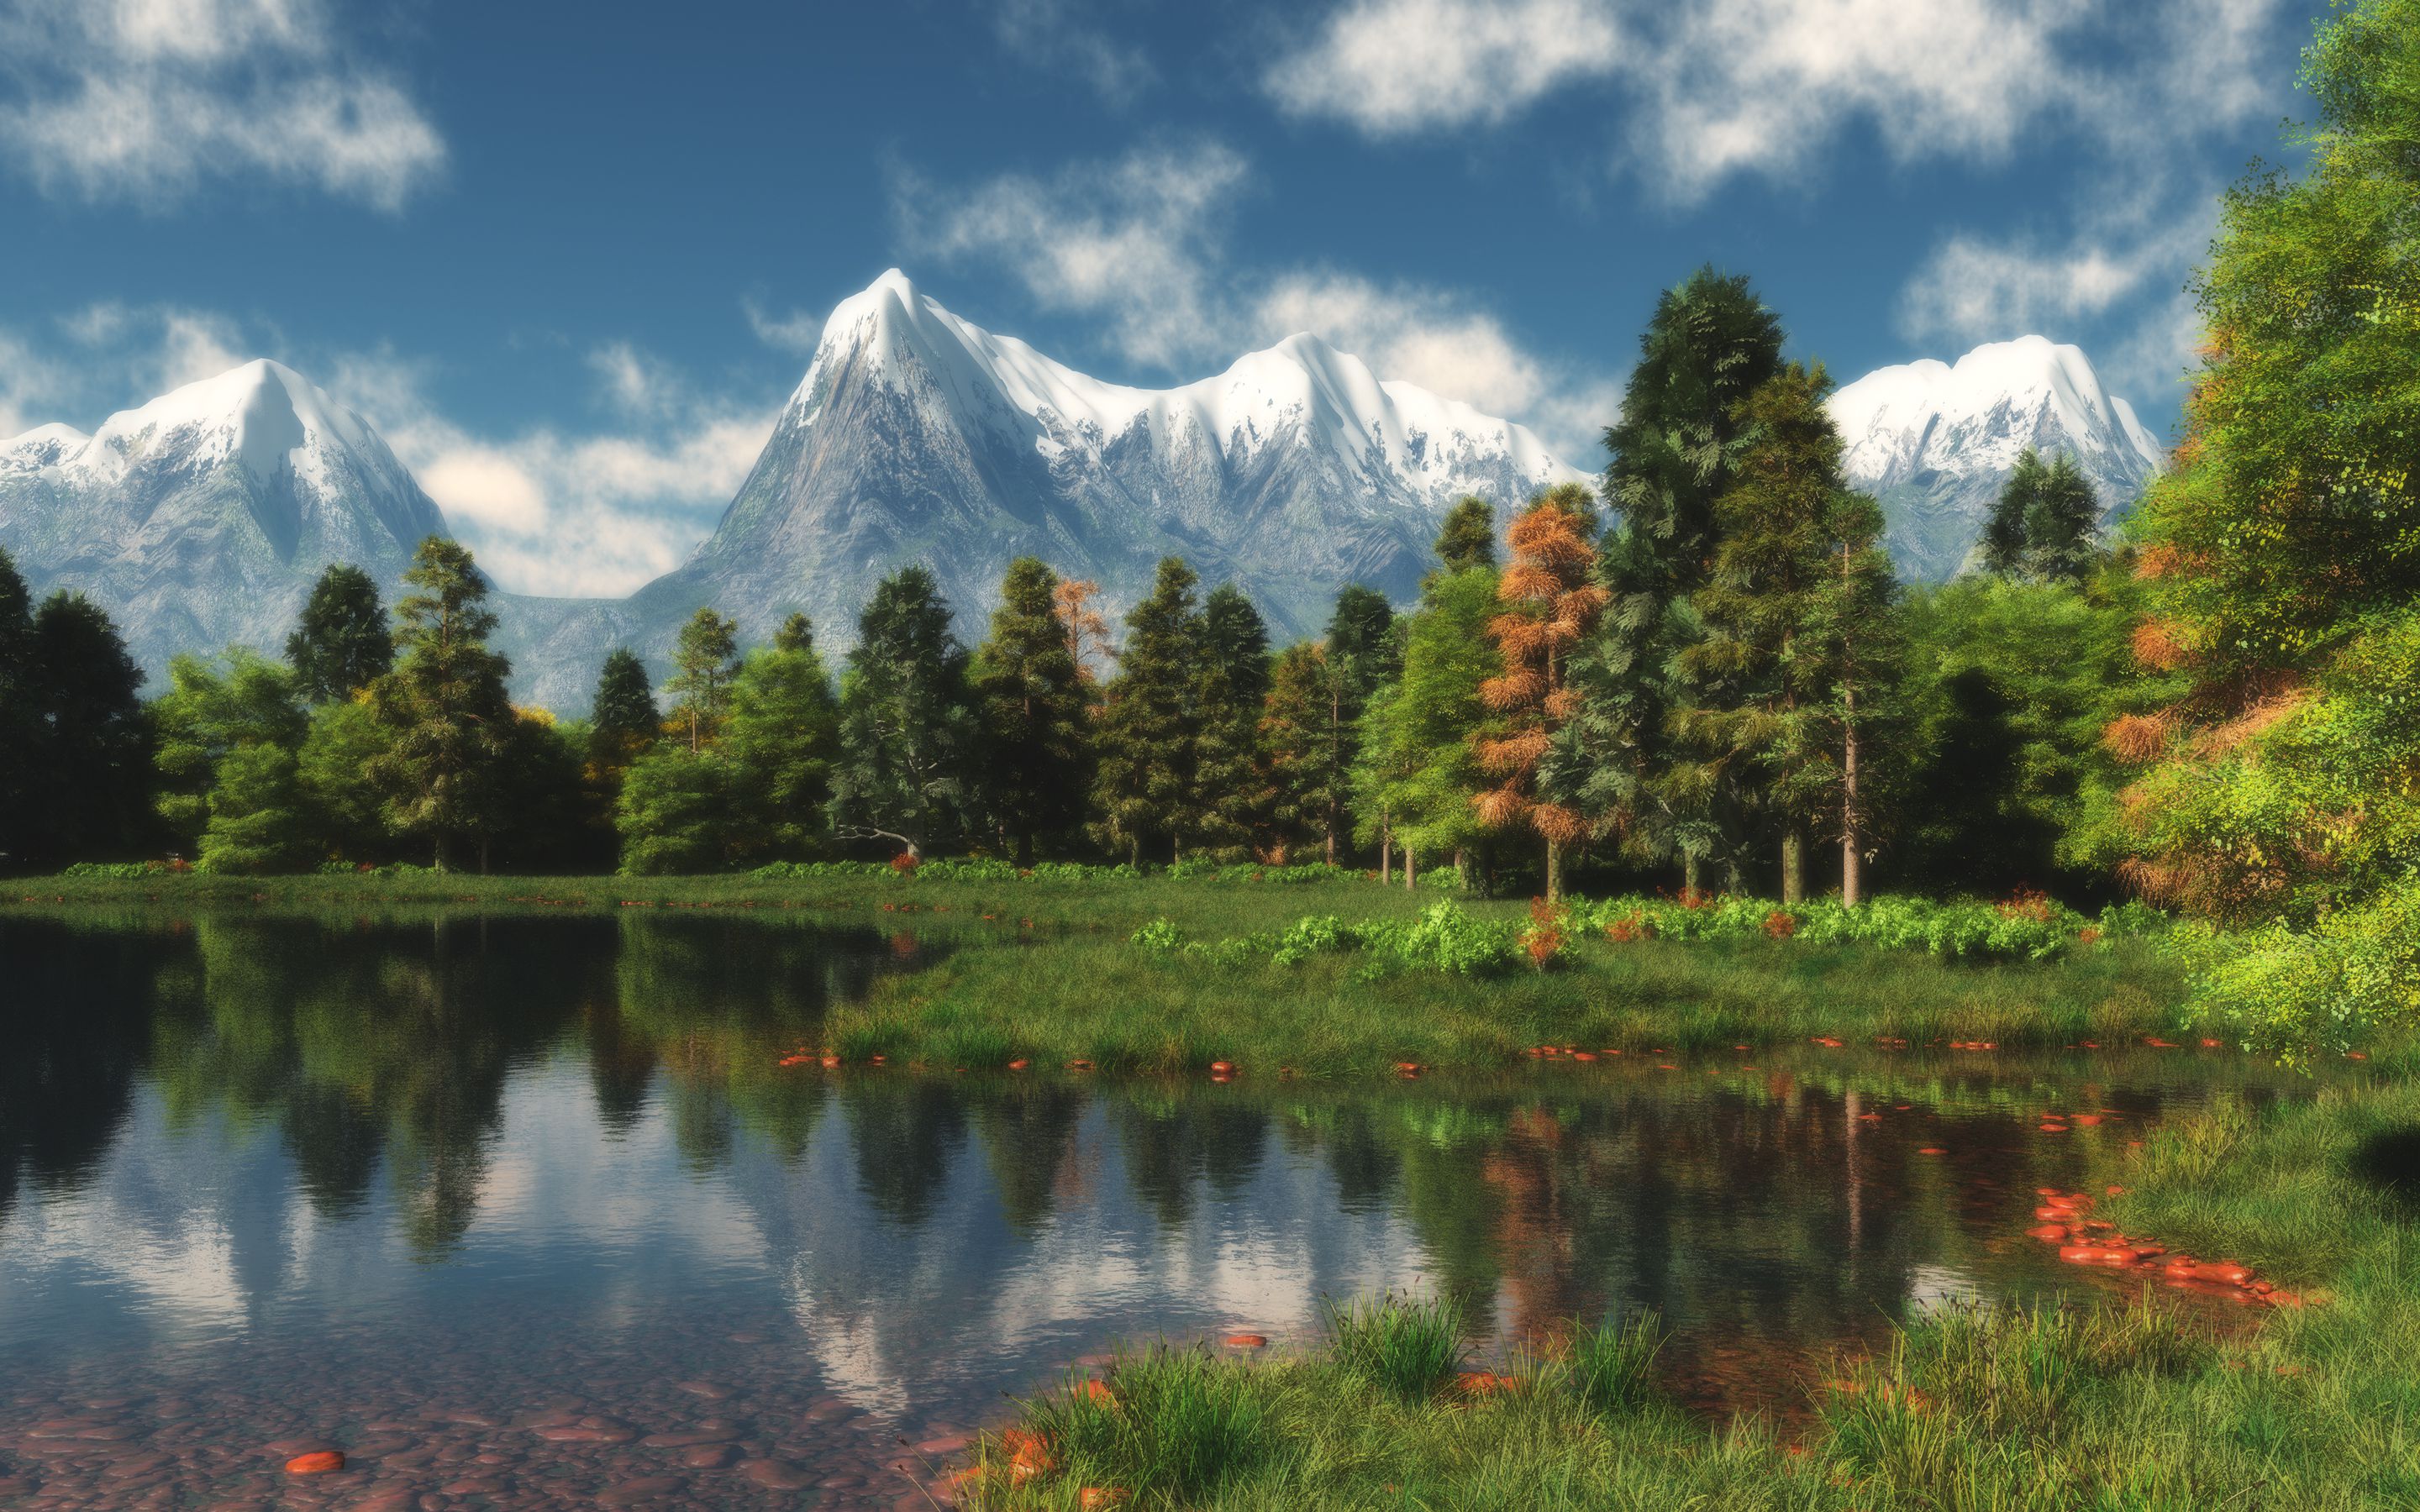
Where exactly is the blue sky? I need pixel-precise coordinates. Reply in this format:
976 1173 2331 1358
0 0 2327 597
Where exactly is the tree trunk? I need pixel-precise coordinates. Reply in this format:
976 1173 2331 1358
1841 710 1863 909
1781 827 1805 905
1545 837 1562 905
1129 833 1141 869
1683 850 1701 898
1405 847 1416 891
1325 825 1336 867
1454 847 1466 890
1380 811 1392 885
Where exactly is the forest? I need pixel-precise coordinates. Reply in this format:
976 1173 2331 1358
3 0 2415 1067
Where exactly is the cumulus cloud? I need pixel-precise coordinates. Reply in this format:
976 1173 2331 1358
990 0 1156 107
0 0 445 210
895 140 1618 463
1265 0 2292 203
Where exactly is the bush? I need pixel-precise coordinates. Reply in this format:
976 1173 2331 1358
1565 890 2159 962
1132 917 1186 950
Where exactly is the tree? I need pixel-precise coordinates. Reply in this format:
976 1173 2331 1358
727 615 840 860
286 564 393 702
1564 268 1788 889
1434 496 1497 574
666 608 739 753
1980 449 2102 583
18 592 154 869
150 650 309 858
972 559 1090 866
1670 363 1891 903
0 550 34 870
198 743 312 874
1092 558 1207 865
1052 577 1117 687
366 537 516 871
618 745 741 874
590 649 660 771
1201 585 1273 706
1260 642 1335 864
833 566 978 858
297 696 395 864
1352 564 1502 887
1302 583 1401 866
1476 485 1607 901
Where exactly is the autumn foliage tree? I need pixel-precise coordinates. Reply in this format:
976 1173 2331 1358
1476 484 1607 900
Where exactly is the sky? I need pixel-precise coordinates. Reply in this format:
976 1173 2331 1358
0 0 2331 599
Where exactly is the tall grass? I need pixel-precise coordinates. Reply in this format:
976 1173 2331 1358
1566 1312 1665 1417
1325 1293 1465 1401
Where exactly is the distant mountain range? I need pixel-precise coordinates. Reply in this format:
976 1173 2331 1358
0 273 2165 711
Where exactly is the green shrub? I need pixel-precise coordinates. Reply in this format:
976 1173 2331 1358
1132 916 1186 950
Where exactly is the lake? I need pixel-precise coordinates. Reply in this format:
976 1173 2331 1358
0 910 2316 1509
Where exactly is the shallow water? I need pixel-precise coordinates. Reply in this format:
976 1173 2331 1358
0 910 2327 1509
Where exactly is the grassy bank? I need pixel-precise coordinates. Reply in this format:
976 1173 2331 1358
5 873 2188 1074
961 1073 2420 1509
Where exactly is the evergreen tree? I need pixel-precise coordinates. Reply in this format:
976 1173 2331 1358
618 745 741 874
297 696 395 864
666 608 739 753
972 559 1090 866
589 648 661 770
1325 585 1400 696
1259 642 1335 864
1476 485 1607 901
286 564 393 702
726 619 840 860
1434 496 1497 573
1978 448 2046 576
0 550 33 871
1563 268 1786 890
833 566 978 858
198 743 311 874
1671 363 1890 903
1351 565 1503 886
150 650 310 857
1200 585 1273 705
2023 454 2102 584
487 707 591 872
19 592 154 869
1092 558 1206 866
366 538 516 871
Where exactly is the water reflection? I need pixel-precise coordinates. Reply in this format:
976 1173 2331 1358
0 910 2331 1507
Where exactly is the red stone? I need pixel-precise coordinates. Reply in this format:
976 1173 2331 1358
284 1451 345 1475
1222 1334 1269 1349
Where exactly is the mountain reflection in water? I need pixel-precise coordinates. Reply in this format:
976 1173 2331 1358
0 911 2313 1508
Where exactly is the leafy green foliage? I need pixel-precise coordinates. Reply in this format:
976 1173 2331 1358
285 563 392 701
150 649 308 853
834 566 978 858
1979 448 2102 583
366 538 515 870
724 633 839 860
666 607 739 753
588 648 660 771
971 558 1091 865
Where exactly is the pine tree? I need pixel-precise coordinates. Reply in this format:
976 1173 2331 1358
150 650 309 857
286 564 393 702
590 648 660 770
366 537 515 871
1259 642 1334 864
833 566 979 858
199 743 312 874
2023 454 2102 584
0 549 35 871
19 592 154 869
1092 558 1205 866
972 559 1090 866
1051 577 1117 687
1673 363 1891 903
1563 268 1786 891
1979 448 2045 576
1351 564 1502 886
728 616 841 861
297 696 394 864
666 608 739 753
1434 496 1497 573
1476 485 1607 901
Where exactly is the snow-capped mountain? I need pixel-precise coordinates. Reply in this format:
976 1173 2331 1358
1829 336 2165 581
539 268 1581 698
0 360 445 677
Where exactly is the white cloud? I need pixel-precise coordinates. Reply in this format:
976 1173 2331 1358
0 0 445 210
1264 0 2293 203
991 0 1156 106
1265 0 1623 134
744 298 826 356
896 142 1619 464
899 138 1249 370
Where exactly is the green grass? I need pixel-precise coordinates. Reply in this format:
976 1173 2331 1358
2 872 2190 1074
1327 1294 1467 1402
965 1074 2420 1509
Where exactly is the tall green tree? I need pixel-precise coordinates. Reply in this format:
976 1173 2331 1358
1670 363 1890 903
1562 268 1787 889
666 608 739 753
1351 564 1503 886
589 648 661 770
727 614 840 860
150 649 309 858
286 564 393 702
1980 449 2102 582
297 696 395 864
1434 496 1497 573
0 550 40 869
618 744 741 874
972 559 1091 866
1092 558 1207 866
1200 585 1273 706
366 537 516 871
833 566 978 858
18 592 154 869
1259 642 1335 864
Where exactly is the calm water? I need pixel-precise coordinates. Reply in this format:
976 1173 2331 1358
0 910 2321 1510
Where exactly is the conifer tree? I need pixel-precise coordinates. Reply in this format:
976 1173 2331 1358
973 559 1090 866
1672 363 1891 903
589 649 661 771
1052 577 1117 687
0 549 34 870
1092 558 1205 866
1352 564 1502 887
286 564 393 702
297 696 393 864
833 566 978 858
150 650 309 856
199 741 312 873
727 620 841 861
366 538 515 871
1258 642 1334 863
1434 496 1497 573
1476 485 1607 900
1563 269 1786 890
1200 585 1272 705
2023 454 2102 584
1979 449 2046 576
666 608 739 753
19 591 153 869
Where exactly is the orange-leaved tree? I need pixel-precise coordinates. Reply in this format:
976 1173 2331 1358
1476 483 1607 901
